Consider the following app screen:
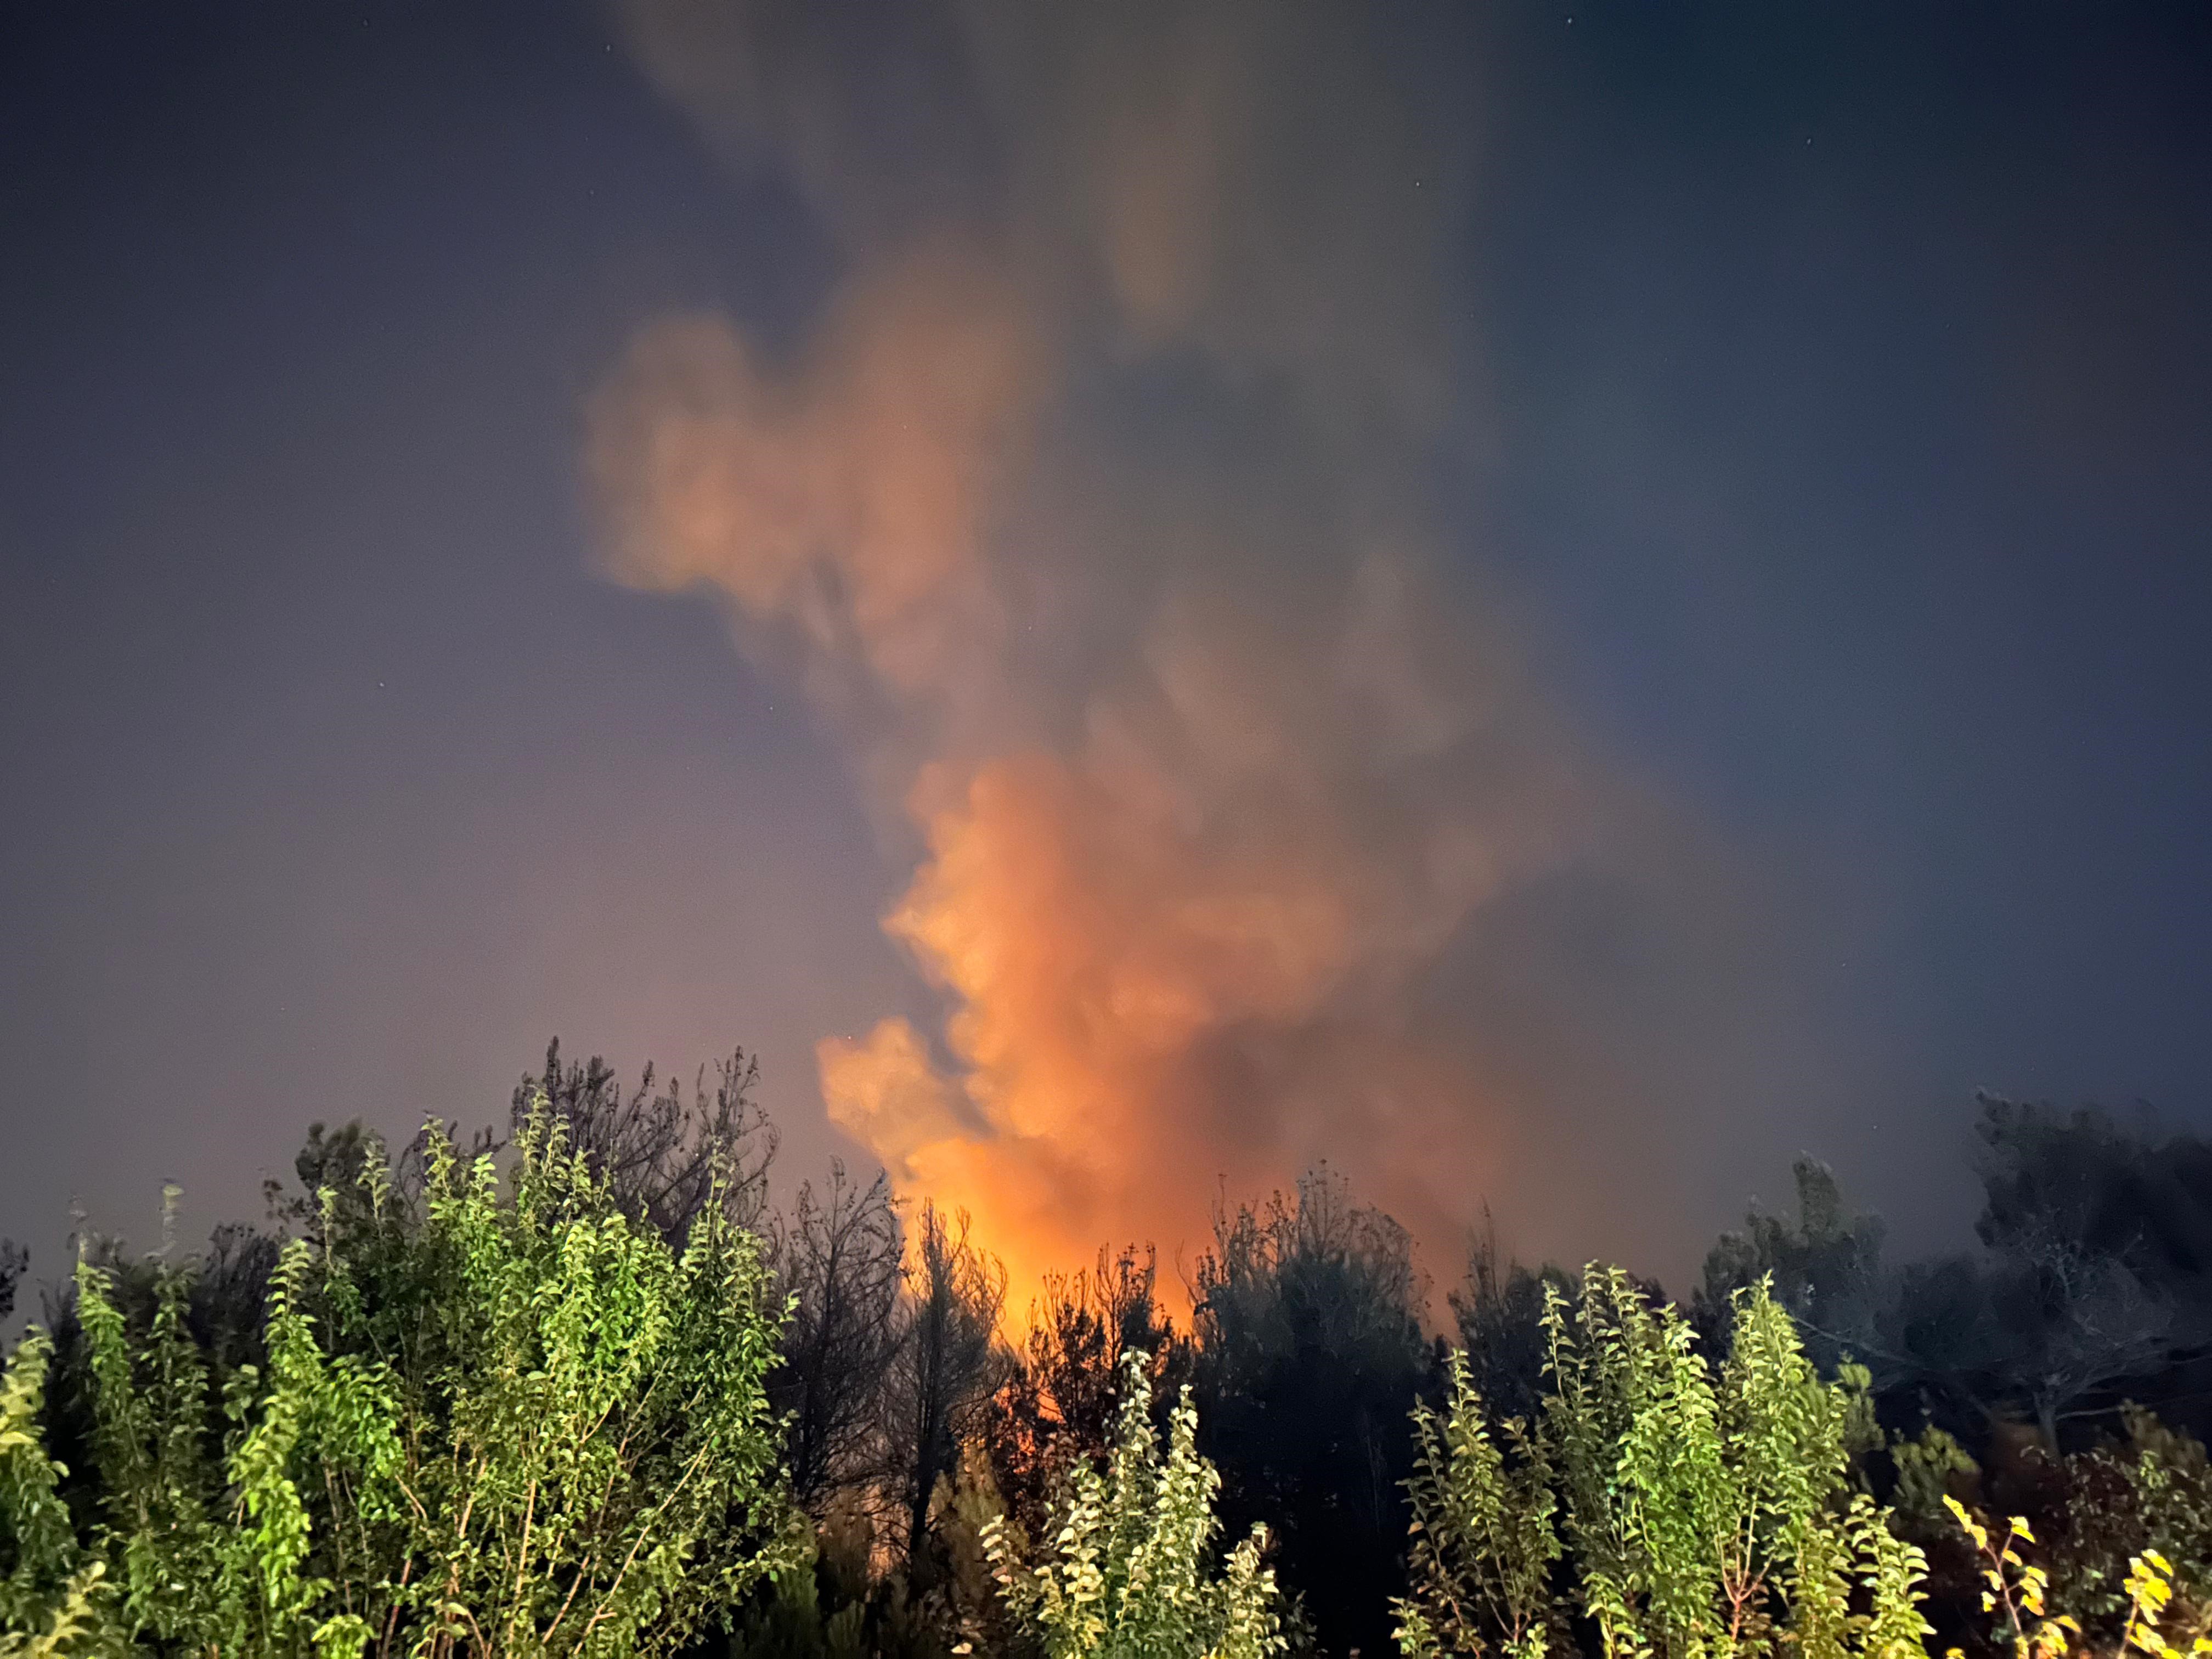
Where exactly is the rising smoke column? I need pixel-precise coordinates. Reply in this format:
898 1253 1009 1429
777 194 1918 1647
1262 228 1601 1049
588 0 1807 1301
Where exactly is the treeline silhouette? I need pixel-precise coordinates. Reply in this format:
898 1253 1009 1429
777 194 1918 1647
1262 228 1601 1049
4 1038 2210 1658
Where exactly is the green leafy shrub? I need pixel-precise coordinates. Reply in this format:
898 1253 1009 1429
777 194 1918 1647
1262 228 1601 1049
1 1329 119 1657
2041 1409 2212 1646
982 1348 1283 1659
1395 1347 1560 1659
1934 1497 2211 1659
1396 1272 1932 1659
2 1099 797 1658
1943 1499 2076 1659
1909 1410 2212 1655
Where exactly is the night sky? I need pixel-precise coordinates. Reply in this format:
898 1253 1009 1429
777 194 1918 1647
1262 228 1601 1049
4 2 2208 1311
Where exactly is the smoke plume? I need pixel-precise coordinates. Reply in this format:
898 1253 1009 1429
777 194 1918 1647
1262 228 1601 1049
588 0 1812 1304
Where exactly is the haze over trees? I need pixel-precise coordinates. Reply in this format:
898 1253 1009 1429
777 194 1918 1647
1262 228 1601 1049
4 1046 2211 1658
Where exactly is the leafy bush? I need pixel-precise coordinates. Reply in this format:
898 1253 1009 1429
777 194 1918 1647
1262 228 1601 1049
1903 1409 2212 1655
1 1329 117 1657
1396 1347 1559 1659
1396 1272 1932 1659
982 1348 1283 1659
0 1100 797 1658
2044 1409 2212 1645
1939 1496 2212 1659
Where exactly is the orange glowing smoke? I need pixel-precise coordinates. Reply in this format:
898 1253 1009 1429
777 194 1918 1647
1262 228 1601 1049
584 0 1750 1307
588 245 1580 1300
814 641 1561 1304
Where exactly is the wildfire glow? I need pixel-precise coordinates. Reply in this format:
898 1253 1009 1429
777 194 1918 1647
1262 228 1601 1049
586 0 1696 1308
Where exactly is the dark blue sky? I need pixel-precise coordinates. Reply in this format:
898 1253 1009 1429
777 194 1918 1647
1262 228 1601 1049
1474 8 2212 1104
3 2 2207 1301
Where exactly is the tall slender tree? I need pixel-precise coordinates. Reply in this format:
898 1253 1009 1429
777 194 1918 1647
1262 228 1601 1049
884 1204 1006 1568
771 1161 906 1509
988 1245 1182 1541
1192 1167 1435 1657
516 1039 777 1244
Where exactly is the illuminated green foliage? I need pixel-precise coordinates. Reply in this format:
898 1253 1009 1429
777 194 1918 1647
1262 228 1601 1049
1396 1274 1931 1659
1395 1348 1559 1659
2040 1409 2212 1646
1944 1498 2075 1659
982 1348 1283 1659
1 1099 796 1658
1 1330 119 1657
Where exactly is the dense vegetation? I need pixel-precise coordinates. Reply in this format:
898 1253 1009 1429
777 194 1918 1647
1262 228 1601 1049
5 1040 2211 1658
